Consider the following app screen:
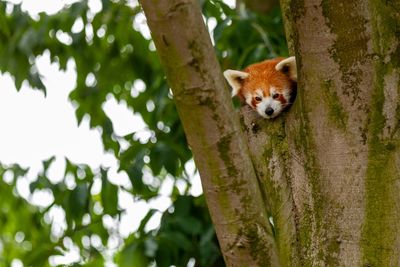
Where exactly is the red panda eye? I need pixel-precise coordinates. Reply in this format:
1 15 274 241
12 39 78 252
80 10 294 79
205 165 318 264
272 93 280 99
255 96 262 101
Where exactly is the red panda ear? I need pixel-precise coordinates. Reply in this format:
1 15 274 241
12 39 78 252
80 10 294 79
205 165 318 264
275 56 297 82
223 69 249 97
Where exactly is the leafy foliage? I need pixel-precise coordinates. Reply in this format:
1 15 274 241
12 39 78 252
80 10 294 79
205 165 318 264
0 0 286 265
117 196 223 267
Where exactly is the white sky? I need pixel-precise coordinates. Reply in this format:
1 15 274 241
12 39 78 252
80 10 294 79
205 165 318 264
0 0 235 265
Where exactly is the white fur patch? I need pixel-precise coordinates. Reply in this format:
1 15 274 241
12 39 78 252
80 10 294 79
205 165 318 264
244 92 253 107
223 69 249 97
256 97 283 119
252 86 287 119
275 56 297 82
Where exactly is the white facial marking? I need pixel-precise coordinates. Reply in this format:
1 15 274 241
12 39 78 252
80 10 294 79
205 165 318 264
256 98 283 118
223 70 249 97
275 56 297 82
245 92 253 107
245 87 291 119
254 87 284 119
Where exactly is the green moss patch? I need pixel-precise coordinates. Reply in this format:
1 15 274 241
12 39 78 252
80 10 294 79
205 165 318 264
361 0 400 262
321 79 348 130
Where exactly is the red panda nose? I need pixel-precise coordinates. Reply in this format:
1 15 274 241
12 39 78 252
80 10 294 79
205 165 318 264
265 107 274 116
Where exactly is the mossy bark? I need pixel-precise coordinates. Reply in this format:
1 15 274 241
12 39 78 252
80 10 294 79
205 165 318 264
277 0 400 265
240 109 299 266
139 0 280 266
140 0 400 266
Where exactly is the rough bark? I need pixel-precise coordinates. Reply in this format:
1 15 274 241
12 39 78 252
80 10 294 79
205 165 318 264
138 0 280 266
240 109 299 266
140 0 400 266
278 0 400 265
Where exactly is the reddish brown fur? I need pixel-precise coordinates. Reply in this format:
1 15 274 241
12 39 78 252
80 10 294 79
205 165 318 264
250 98 258 108
237 58 294 107
277 94 287 105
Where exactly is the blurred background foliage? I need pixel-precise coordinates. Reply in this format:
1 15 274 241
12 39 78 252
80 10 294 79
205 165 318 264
0 0 287 266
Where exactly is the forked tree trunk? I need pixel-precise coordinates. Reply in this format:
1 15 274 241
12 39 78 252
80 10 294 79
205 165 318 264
140 0 400 265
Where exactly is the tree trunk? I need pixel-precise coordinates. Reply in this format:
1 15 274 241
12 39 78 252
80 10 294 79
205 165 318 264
140 0 400 266
138 0 280 265
278 0 400 265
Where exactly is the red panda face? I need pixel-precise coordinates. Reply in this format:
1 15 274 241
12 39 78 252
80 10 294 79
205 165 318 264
224 57 297 119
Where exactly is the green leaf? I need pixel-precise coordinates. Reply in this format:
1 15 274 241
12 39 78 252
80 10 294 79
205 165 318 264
175 216 202 235
42 156 56 171
118 242 149 267
24 244 56 266
138 209 157 234
173 196 192 216
160 231 193 251
101 169 119 216
149 142 179 176
69 183 89 220
149 148 162 176
83 256 104 267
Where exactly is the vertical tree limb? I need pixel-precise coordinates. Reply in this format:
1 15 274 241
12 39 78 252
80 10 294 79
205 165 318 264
280 0 400 265
240 108 300 266
138 0 280 265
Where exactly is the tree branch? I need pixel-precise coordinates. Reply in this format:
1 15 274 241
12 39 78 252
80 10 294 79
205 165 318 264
138 0 280 265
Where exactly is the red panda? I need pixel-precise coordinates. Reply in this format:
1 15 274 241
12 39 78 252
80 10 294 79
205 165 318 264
223 57 297 119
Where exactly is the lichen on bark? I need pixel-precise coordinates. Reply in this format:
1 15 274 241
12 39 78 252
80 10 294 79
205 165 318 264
279 0 400 265
139 0 280 265
140 0 400 265
321 79 348 130
360 1 400 265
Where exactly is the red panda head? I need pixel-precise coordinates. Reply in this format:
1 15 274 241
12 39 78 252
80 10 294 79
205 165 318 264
224 57 297 119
